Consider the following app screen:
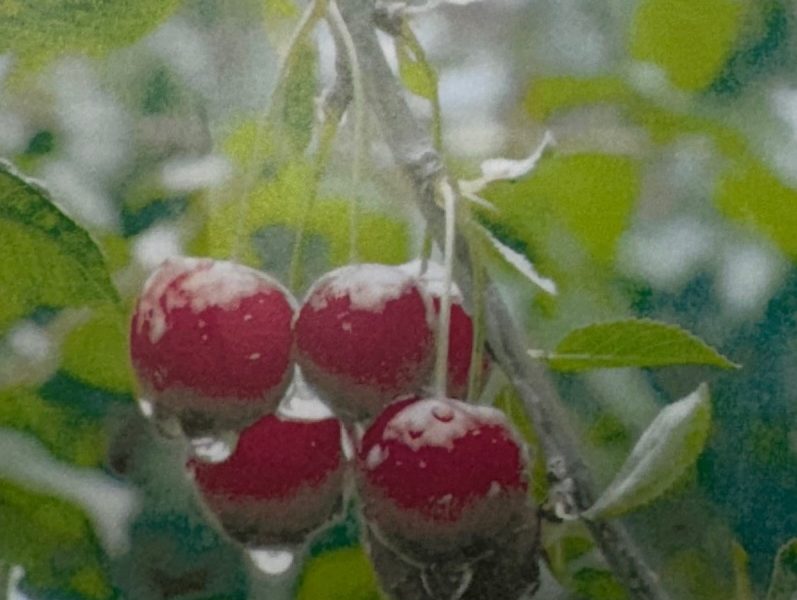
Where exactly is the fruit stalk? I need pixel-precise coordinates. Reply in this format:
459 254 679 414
334 1 671 598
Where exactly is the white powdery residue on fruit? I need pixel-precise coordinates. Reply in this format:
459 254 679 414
366 444 389 470
309 264 415 312
278 369 336 420
136 256 204 343
398 259 464 302
383 398 507 451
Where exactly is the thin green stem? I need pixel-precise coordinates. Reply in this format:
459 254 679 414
327 0 366 264
433 180 457 399
466 234 486 402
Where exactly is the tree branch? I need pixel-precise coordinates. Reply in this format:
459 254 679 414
336 1 671 598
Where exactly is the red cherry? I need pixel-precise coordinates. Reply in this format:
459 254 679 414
130 257 296 434
399 260 488 400
293 264 434 421
189 414 345 546
357 397 529 560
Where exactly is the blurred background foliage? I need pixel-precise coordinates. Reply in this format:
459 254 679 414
0 0 796 598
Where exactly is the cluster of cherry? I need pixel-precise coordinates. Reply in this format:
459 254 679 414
129 256 539 599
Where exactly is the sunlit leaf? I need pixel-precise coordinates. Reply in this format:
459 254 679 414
296 546 384 600
0 0 181 73
630 0 748 90
543 319 738 372
480 153 640 266
583 383 712 520
766 538 797 600
0 162 118 335
715 158 797 261
525 76 634 122
396 38 437 100
61 305 133 394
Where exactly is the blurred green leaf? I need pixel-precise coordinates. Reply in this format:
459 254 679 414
715 157 797 261
0 480 112 599
481 153 640 266
296 546 384 600
61 305 133 394
766 538 797 600
0 162 118 335
397 37 437 101
282 41 318 154
545 319 738 372
584 383 711 520
0 388 106 468
0 0 181 73
571 567 629 600
630 0 748 90
525 76 633 122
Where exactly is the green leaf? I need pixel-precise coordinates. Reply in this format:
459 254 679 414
61 305 133 394
571 567 629 600
0 162 118 334
715 158 797 261
630 0 748 91
525 76 634 122
583 383 712 520
0 0 181 73
0 480 112 600
544 319 738 372
282 41 318 154
296 546 384 600
766 539 797 600
397 38 438 100
0 388 106 468
481 153 640 266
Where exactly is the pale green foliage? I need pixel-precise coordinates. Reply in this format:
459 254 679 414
584 384 712 520
546 319 738 372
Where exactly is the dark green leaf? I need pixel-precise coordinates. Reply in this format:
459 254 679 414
766 539 797 600
544 319 738 372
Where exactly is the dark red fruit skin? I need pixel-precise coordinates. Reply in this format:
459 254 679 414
293 265 434 422
357 397 530 561
130 257 296 433
189 415 345 546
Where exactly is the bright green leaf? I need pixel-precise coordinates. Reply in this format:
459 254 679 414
282 41 318 154
0 480 112 599
481 153 640 266
0 0 181 73
545 318 738 372
296 546 384 600
630 0 748 91
397 38 437 100
0 162 118 334
583 383 712 520
571 567 629 600
525 76 633 122
715 158 797 261
766 539 797 600
61 305 133 394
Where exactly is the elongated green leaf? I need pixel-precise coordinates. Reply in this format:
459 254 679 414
766 539 797 600
396 38 437 101
0 0 181 72
630 0 748 91
282 41 318 154
583 383 712 520
543 319 737 372
0 161 118 334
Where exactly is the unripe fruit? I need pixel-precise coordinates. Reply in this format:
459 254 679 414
399 260 487 399
189 413 345 546
357 396 530 562
293 264 434 421
130 257 296 435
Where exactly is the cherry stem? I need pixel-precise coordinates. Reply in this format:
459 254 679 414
433 179 457 399
466 235 486 402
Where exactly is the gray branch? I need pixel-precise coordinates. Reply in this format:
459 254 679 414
336 1 671 599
